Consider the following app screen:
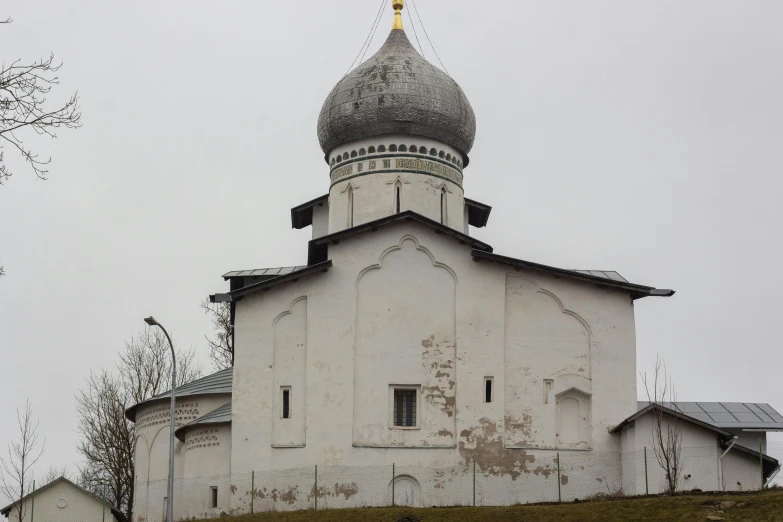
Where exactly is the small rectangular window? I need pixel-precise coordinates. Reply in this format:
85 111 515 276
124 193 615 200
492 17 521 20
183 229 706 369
484 377 494 403
282 387 291 419
393 389 417 427
544 379 554 404
210 487 218 508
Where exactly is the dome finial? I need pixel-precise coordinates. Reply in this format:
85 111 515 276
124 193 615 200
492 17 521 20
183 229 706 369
392 0 404 30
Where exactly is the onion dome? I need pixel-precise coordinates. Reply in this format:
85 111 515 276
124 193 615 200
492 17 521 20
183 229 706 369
317 1 476 165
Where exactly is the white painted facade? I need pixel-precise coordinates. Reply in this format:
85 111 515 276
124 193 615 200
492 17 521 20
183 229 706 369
127 11 781 519
617 410 769 495
2 478 119 522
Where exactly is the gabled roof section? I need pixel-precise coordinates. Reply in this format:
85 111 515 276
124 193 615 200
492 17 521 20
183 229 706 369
291 194 328 229
308 210 493 265
464 198 492 228
125 368 233 421
637 401 783 431
0 477 123 518
610 402 733 437
471 250 675 300
222 266 307 280
175 401 232 442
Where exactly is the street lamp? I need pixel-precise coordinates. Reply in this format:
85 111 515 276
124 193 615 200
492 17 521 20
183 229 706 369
144 316 176 522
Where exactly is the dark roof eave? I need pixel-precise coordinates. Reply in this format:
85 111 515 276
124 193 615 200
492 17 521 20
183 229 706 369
464 198 492 228
228 260 333 300
609 403 733 437
471 250 675 299
291 194 328 229
310 210 493 255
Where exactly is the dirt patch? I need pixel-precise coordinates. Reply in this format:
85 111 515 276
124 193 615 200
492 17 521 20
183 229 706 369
458 418 535 480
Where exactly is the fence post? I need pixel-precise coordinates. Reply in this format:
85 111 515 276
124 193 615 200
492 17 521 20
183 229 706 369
556 453 561 503
30 480 35 522
392 463 396 507
251 470 255 514
102 483 107 522
314 464 318 510
473 460 476 507
644 447 649 495
760 440 764 490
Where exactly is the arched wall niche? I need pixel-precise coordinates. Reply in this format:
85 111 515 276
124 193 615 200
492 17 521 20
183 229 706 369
272 296 308 448
556 388 592 449
503 275 593 449
352 235 457 449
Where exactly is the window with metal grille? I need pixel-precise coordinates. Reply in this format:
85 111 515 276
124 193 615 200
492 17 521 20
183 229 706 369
282 388 290 419
210 487 218 508
393 389 417 427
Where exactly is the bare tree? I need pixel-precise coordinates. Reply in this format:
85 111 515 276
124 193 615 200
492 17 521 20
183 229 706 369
41 465 69 486
0 400 46 522
200 298 233 370
641 355 684 493
1 17 82 184
75 327 201 522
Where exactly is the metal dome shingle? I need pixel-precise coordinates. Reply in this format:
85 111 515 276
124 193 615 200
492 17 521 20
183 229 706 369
317 29 476 164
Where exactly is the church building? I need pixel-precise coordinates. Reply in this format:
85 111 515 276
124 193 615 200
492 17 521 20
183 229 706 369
127 2 782 519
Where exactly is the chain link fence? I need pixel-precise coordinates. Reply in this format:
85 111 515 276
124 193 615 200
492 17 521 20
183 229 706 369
7 443 780 521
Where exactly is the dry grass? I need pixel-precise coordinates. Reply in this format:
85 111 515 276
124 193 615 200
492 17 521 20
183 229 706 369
194 488 783 522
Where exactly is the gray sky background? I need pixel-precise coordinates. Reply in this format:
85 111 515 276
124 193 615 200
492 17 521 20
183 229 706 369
1 0 782 487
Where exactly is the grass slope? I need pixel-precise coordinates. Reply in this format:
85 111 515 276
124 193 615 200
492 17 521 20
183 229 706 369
195 489 783 522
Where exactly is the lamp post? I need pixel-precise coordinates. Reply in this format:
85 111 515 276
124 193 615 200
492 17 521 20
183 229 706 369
144 316 176 522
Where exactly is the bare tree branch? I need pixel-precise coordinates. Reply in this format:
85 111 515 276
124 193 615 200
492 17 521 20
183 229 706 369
41 465 70 486
0 400 46 522
200 298 233 370
641 355 684 493
1 20 81 184
75 327 201 522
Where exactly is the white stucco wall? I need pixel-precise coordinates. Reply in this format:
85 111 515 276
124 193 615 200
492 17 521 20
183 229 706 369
732 430 766 453
327 135 467 234
132 394 230 522
229 219 639 510
4 480 119 522
311 201 329 239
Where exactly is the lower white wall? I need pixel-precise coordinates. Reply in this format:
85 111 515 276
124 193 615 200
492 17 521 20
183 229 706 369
5 481 118 522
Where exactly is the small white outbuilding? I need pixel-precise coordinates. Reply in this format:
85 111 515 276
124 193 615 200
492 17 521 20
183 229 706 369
0 477 121 522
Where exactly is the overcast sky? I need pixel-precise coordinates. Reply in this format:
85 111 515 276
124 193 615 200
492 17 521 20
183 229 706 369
1 0 782 487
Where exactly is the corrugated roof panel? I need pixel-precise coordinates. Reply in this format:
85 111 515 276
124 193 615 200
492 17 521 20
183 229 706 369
636 401 783 430
687 412 716 424
734 412 763 423
709 412 738 423
756 412 774 423
697 402 727 413
223 266 307 279
722 403 752 413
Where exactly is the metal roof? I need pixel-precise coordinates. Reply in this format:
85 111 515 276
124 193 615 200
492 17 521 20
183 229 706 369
637 401 783 430
223 266 307 280
318 28 476 164
125 368 233 421
472 250 674 300
227 260 333 300
175 401 232 442
571 270 629 283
